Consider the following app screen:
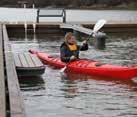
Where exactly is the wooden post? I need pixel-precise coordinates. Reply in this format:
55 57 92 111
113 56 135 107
94 32 106 50
0 25 6 117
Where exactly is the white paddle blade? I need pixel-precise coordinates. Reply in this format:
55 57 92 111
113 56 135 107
60 66 66 73
93 19 106 33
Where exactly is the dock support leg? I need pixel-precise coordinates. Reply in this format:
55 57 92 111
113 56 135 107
63 9 66 23
37 9 40 23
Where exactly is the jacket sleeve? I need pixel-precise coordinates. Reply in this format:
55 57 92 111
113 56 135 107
60 46 70 62
79 43 88 51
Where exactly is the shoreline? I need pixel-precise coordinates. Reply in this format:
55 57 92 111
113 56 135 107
0 2 137 10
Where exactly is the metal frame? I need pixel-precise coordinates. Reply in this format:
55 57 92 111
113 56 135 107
37 8 66 23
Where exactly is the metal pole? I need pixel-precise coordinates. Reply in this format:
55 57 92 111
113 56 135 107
63 8 66 23
37 9 40 23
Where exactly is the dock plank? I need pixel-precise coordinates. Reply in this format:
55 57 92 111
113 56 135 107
14 53 43 68
3 25 25 117
18 54 29 67
14 54 22 67
30 54 43 67
23 53 35 67
0 25 6 117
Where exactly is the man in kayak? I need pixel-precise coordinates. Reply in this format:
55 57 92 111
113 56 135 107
60 32 88 62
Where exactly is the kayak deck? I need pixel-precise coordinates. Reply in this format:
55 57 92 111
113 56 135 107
66 59 137 79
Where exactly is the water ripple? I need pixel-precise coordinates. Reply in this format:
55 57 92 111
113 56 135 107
11 33 137 117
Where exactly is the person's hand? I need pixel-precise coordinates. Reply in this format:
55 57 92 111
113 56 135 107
70 55 77 61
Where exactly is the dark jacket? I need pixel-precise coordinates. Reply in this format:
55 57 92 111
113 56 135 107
60 42 88 62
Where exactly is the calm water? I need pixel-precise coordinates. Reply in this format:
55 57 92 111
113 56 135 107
11 33 137 117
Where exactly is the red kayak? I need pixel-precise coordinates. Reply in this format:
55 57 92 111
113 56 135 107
29 49 137 80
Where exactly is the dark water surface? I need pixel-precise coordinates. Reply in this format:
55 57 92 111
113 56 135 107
11 33 137 117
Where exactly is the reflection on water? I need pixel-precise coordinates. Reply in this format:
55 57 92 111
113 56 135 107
19 76 45 91
61 78 79 99
11 33 137 117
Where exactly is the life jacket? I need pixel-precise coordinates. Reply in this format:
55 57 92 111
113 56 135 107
60 42 79 59
68 43 77 51
60 41 88 62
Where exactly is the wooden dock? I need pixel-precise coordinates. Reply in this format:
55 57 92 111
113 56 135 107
0 25 6 117
0 8 137 34
6 22 137 37
14 53 45 76
0 24 26 117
